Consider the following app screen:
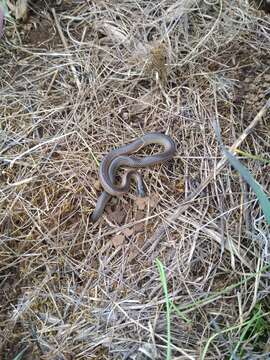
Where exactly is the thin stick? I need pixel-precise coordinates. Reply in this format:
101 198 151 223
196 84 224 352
9 131 74 167
51 8 81 90
146 99 270 253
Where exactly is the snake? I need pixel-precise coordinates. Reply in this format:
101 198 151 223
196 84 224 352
91 132 176 222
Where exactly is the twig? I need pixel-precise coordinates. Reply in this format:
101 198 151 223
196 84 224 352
145 99 270 254
51 8 81 90
9 131 74 167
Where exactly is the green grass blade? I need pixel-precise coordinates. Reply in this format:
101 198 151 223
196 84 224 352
12 346 29 360
213 120 270 224
170 302 192 324
156 258 172 360
175 265 270 315
235 149 270 164
201 310 270 360
223 148 270 224
230 304 264 360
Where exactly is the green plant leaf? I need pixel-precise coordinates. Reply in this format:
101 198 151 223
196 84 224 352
0 0 11 18
156 258 172 360
223 148 270 224
213 120 270 225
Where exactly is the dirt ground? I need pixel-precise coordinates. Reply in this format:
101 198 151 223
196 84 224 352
0 1 270 359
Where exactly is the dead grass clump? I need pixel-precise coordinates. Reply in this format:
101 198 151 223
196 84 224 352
0 0 270 359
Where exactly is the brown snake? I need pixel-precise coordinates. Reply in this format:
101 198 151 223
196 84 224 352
91 132 176 222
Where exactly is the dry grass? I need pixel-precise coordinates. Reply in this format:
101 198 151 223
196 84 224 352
0 0 270 359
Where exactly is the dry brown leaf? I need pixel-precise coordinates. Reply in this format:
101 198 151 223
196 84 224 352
149 194 160 208
135 197 149 210
128 234 145 262
106 208 126 224
134 221 145 234
95 21 128 44
111 234 125 247
130 91 154 116
122 228 134 237
135 210 146 221
127 246 139 262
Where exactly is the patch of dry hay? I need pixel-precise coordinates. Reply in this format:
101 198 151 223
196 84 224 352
0 0 270 359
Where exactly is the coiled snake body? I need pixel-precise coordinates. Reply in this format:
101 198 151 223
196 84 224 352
91 132 176 222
